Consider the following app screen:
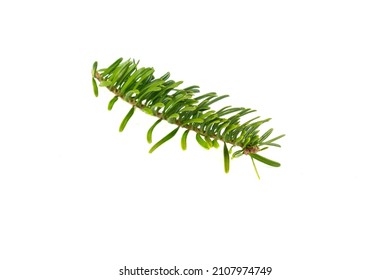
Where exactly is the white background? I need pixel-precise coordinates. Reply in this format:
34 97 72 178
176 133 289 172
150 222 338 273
1 1 389 279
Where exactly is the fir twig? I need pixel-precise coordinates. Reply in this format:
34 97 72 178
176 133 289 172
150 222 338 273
91 57 285 179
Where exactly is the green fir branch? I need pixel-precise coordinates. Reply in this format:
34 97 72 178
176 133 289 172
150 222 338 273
91 57 285 179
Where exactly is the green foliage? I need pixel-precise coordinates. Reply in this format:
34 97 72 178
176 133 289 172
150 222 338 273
108 96 118 111
251 157 260 180
149 127 180 154
147 119 162 144
181 130 190 151
91 57 285 179
196 133 210 150
250 153 281 167
92 78 98 97
119 107 135 132
223 142 230 174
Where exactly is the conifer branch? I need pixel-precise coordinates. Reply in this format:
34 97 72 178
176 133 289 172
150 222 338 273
91 58 285 179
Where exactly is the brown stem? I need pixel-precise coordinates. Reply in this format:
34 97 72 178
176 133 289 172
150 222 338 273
94 72 258 154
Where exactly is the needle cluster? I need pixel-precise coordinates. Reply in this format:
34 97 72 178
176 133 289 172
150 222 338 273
91 58 285 179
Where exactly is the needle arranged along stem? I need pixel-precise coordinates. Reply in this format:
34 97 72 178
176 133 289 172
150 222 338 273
91 58 285 179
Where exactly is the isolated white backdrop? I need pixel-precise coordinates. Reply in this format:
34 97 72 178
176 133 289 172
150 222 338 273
1 1 389 279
